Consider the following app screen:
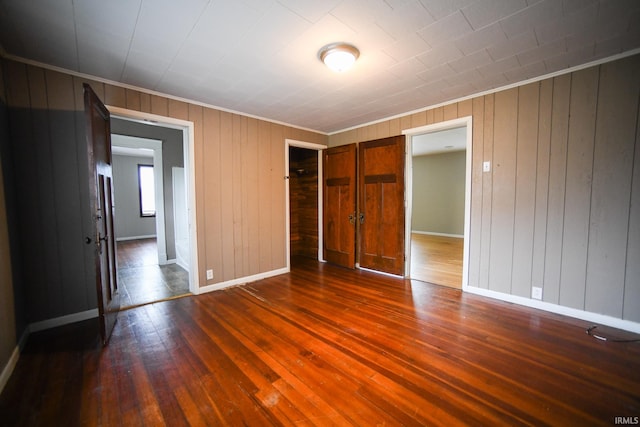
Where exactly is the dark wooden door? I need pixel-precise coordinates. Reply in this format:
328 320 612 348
84 83 120 346
323 144 357 268
358 135 406 275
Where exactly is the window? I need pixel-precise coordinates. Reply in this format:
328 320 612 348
138 164 156 217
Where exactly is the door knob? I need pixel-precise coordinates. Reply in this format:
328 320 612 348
348 212 355 225
359 213 365 224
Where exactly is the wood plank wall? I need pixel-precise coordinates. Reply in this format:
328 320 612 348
329 54 640 323
289 148 319 259
0 57 18 375
1 58 327 323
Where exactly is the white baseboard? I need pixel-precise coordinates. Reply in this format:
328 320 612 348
116 235 156 242
196 267 289 295
465 286 640 334
29 309 99 333
0 328 29 394
0 345 20 395
1 309 99 395
412 230 464 238
16 328 29 352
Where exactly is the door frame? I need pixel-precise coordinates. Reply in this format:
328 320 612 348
403 116 473 288
172 166 189 271
284 139 325 269
107 106 200 294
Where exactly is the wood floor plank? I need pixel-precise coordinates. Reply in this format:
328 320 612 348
1 257 638 426
210 291 393 426
411 233 463 288
198 300 349 425
241 279 523 425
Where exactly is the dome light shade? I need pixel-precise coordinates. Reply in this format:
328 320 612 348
319 43 360 72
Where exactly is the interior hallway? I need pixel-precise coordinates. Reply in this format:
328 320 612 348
116 238 190 308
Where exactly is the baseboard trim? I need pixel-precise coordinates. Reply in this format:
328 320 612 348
465 286 640 334
116 235 156 242
1 309 100 394
0 327 29 394
0 345 20 395
16 328 29 352
29 309 99 333
176 259 188 271
412 230 464 239
196 267 289 295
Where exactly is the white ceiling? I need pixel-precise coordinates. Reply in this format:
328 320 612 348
111 145 154 158
412 126 466 156
1 0 638 134
111 134 159 157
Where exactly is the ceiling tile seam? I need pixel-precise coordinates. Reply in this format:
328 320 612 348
70 1 81 71
327 46 640 135
119 0 144 82
153 0 212 91
275 1 314 25
458 8 475 32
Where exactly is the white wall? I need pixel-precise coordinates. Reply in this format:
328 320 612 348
412 150 466 236
112 154 156 240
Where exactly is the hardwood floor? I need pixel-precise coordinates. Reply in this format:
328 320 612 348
116 238 190 308
1 256 638 426
411 233 463 288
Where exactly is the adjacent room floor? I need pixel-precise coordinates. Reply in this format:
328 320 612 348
116 238 190 308
410 233 463 288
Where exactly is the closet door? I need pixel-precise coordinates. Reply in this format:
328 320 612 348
358 136 405 275
323 144 357 268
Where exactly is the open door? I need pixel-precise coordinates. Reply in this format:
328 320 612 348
359 136 405 275
84 84 120 346
323 144 357 268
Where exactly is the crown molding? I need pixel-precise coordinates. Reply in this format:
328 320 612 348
328 48 640 135
0 52 328 136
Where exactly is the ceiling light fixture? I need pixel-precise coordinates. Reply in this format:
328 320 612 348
318 43 360 72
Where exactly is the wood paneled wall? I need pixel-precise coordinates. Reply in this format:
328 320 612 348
329 54 640 323
1 58 327 323
289 148 319 259
0 58 18 378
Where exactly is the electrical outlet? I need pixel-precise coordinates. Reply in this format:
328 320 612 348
483 161 491 172
531 286 543 300
206 269 214 280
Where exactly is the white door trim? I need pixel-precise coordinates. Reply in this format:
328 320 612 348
284 139 326 270
106 106 200 294
402 116 473 289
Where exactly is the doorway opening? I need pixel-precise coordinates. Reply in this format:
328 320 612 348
107 106 199 308
285 139 325 269
404 117 472 289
